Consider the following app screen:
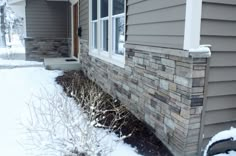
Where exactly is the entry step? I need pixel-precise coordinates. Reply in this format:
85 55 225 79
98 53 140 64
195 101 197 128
44 57 81 71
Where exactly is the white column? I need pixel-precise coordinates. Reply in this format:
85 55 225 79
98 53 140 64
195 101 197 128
184 0 203 50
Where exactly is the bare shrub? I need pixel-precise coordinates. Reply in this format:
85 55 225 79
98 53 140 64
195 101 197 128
22 75 132 156
56 71 175 156
63 72 133 135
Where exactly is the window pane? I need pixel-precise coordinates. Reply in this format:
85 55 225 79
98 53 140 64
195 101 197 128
113 16 125 55
92 22 97 49
102 20 108 51
92 0 97 20
101 0 108 18
113 0 124 15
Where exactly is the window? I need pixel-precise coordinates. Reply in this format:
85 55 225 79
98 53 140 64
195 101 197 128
112 14 125 55
101 0 109 52
92 0 97 49
113 0 124 15
90 0 126 67
92 22 97 49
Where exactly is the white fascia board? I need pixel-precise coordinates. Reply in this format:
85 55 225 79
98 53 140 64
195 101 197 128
184 0 203 50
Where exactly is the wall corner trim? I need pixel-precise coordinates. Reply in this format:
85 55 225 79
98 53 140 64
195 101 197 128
184 0 203 50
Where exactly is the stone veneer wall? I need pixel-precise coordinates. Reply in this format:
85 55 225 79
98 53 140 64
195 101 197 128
79 40 208 156
25 37 71 61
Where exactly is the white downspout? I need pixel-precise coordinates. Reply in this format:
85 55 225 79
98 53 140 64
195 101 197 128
184 0 211 57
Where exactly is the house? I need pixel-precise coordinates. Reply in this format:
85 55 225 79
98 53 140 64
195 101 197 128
9 0 71 61
23 0 236 156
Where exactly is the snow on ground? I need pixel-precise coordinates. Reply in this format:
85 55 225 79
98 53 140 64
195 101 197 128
0 58 42 67
0 46 25 55
0 34 25 60
0 67 62 156
0 34 25 55
0 46 25 54
0 60 141 156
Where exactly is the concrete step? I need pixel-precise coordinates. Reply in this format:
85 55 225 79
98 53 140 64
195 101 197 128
44 57 81 71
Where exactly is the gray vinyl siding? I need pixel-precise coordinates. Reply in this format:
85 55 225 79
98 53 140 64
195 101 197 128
126 0 186 49
200 0 236 151
79 0 89 40
26 0 70 38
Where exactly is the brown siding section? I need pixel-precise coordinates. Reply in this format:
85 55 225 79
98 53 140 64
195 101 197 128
79 0 89 40
200 0 236 152
26 0 70 38
126 0 186 49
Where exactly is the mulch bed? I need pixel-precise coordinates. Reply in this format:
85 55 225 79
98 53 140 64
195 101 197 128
56 71 173 156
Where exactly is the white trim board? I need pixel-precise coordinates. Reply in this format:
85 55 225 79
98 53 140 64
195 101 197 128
184 0 203 50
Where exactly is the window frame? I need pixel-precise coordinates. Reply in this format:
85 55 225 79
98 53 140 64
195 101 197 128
112 13 125 61
91 20 98 50
100 19 109 53
91 0 98 53
89 0 126 68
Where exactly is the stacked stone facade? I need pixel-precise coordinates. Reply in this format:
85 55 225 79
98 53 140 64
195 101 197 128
25 37 71 61
79 40 208 156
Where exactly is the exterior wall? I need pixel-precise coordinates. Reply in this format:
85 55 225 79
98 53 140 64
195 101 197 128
126 0 186 49
79 40 208 156
77 0 210 155
79 0 89 40
25 38 70 61
25 0 70 38
200 0 236 152
25 0 71 61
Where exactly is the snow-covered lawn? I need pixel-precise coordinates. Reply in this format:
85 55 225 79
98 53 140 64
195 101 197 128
0 34 25 60
0 58 42 67
0 60 141 156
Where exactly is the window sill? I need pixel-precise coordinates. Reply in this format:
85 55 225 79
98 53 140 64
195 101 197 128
89 50 125 68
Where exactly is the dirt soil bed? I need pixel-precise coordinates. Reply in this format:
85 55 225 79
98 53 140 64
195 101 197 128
56 71 173 156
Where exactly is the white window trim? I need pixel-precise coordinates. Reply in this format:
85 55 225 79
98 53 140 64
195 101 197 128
89 0 126 68
100 17 109 54
184 0 203 50
91 20 98 49
112 13 125 57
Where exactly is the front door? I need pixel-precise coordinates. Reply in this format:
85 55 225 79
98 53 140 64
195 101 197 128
73 2 79 57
